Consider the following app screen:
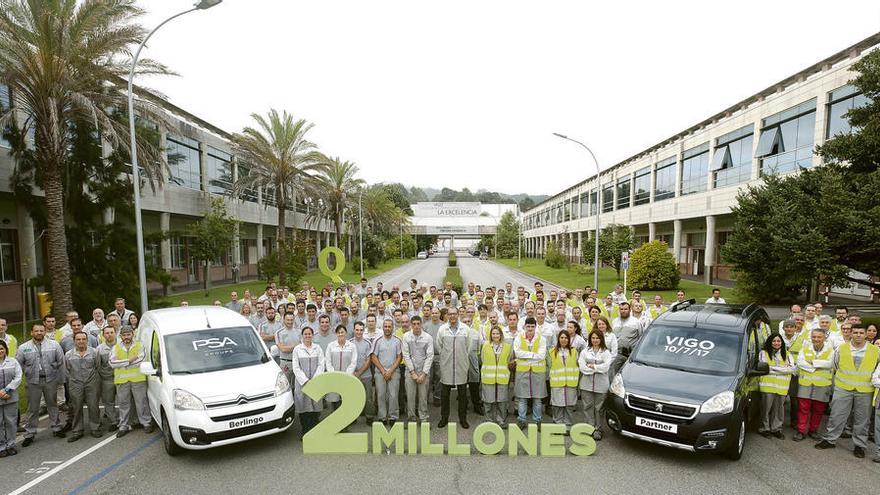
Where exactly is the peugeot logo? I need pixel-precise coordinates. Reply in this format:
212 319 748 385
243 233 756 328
235 395 250 405
655 403 664 413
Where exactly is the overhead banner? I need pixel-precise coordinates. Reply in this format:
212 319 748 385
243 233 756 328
412 202 482 218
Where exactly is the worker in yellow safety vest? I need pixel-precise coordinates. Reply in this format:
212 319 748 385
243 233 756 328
794 328 834 441
758 333 796 439
513 317 547 429
548 330 579 430
108 326 152 437
479 326 513 425
815 325 879 459
648 295 668 320
781 318 808 426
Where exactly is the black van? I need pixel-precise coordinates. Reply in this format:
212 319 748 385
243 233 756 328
605 301 770 460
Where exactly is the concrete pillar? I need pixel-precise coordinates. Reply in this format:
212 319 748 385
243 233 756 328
198 141 208 193
316 226 322 254
577 231 583 264
705 215 716 285
751 118 762 180
256 223 264 260
568 232 575 261
672 219 682 265
160 212 171 271
159 131 169 185
648 222 656 242
232 222 241 283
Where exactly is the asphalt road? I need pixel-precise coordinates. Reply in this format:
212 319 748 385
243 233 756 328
3 255 879 495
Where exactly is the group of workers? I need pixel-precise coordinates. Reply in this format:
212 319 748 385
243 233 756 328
0 298 153 457
1 278 878 465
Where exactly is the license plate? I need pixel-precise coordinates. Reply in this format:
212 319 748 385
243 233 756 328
636 416 678 434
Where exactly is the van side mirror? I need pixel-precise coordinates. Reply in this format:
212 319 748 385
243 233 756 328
140 362 159 377
748 361 769 377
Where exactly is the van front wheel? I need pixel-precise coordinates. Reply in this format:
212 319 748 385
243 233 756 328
725 418 745 461
161 412 181 457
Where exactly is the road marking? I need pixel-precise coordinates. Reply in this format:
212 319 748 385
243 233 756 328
8 436 116 495
67 435 161 495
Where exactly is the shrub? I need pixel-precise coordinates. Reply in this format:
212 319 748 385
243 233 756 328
448 251 457 267
629 240 680 290
544 240 566 269
349 256 362 273
444 267 463 295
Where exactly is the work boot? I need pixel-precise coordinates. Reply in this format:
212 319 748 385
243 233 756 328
116 428 130 438
792 432 804 441
437 418 448 429
854 446 865 459
815 440 836 449
67 434 83 443
21 437 33 447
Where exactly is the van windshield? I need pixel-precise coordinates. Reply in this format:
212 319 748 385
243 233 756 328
165 326 268 375
630 325 742 376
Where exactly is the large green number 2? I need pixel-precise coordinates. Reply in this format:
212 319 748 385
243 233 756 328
301 372 369 454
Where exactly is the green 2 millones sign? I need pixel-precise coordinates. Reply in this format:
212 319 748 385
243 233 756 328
301 373 599 457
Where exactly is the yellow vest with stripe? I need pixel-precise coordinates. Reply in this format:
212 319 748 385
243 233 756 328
2 334 17 358
758 351 792 396
786 330 807 360
798 345 834 387
648 305 667 320
480 342 511 385
835 343 879 393
600 305 620 321
515 334 546 373
548 348 579 388
113 341 146 384
54 329 64 343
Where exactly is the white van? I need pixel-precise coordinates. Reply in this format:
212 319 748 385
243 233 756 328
137 306 295 455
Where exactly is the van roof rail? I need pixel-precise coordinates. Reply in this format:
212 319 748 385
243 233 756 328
670 299 697 312
740 303 757 317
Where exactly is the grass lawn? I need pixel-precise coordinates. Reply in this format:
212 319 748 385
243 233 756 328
495 258 741 304
163 258 411 307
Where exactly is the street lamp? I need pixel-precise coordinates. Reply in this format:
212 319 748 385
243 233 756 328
516 203 521 267
128 0 223 313
553 132 601 290
358 190 364 279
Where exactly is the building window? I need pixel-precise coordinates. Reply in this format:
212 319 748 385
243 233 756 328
654 156 676 201
167 135 202 190
657 234 672 246
602 184 614 213
563 199 571 222
756 98 816 176
633 166 651 205
589 189 597 216
827 85 870 138
616 176 631 210
206 146 232 194
680 143 710 196
170 236 190 269
0 84 10 149
712 125 754 189
0 230 16 282
570 197 578 220
579 192 589 217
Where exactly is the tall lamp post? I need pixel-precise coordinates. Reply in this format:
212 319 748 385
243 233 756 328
516 203 521 267
128 0 223 313
358 190 364 279
553 133 601 290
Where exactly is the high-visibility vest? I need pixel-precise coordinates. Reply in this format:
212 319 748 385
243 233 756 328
54 329 64 343
787 330 808 360
758 351 792 396
548 348 579 388
480 342 511 385
835 343 879 393
515 334 546 373
600 305 619 321
798 345 834 387
2 335 17 358
648 305 667 320
113 341 146 384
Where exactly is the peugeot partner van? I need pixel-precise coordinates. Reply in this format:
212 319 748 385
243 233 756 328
605 301 770 460
137 306 295 455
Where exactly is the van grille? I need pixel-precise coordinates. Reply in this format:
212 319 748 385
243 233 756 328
205 392 275 409
626 394 698 419
210 405 276 422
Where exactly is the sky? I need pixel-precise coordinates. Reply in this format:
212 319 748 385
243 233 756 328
135 0 880 196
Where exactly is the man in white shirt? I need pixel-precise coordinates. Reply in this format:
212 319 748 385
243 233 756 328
610 285 627 306
705 288 726 304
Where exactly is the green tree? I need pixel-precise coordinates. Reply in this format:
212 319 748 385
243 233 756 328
257 239 311 286
494 211 520 258
187 198 236 294
0 0 170 317
312 157 364 257
518 196 535 212
230 109 323 285
384 234 417 259
582 224 634 278
629 241 680 290
544 240 566 269
382 183 414 215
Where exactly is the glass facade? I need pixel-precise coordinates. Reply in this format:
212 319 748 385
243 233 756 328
712 125 754 188
756 98 816 176
827 85 870 138
633 166 651 205
589 189 597 216
167 135 202 190
236 164 259 202
0 229 16 282
616 176 631 210
602 184 614 213
654 156 676 201
680 143 709 196
579 192 590 217
0 84 9 148
206 146 232 194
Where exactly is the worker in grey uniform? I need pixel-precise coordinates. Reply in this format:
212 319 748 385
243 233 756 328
402 316 434 422
18 323 66 446
109 325 153 437
0 339 22 456
96 326 119 431
64 331 102 441
350 321 376 423
371 319 402 425
610 302 642 377
275 313 301 384
436 306 475 429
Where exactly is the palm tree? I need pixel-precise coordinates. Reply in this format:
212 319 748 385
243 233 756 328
0 0 170 316
230 109 322 282
313 157 364 256
359 184 406 235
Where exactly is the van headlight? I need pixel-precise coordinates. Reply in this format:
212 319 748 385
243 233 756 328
275 372 290 396
700 391 734 414
173 389 205 411
609 373 625 398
